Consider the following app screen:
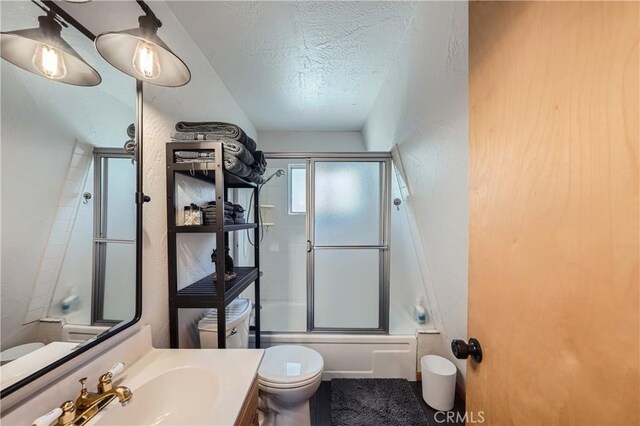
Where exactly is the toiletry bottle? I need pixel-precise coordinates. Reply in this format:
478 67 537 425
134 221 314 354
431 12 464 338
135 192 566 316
61 285 80 314
414 296 426 325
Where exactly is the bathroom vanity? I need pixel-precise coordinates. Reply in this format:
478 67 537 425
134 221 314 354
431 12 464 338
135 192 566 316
1 326 264 425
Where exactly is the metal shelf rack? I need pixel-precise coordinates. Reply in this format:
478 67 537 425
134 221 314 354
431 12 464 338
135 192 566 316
166 141 260 349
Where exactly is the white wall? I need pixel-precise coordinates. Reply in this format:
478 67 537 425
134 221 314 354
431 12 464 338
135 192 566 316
257 131 365 152
141 2 257 348
362 2 468 385
0 66 77 348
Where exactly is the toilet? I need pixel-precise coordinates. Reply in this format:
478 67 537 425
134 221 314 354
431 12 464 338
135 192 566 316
0 342 45 366
257 345 324 426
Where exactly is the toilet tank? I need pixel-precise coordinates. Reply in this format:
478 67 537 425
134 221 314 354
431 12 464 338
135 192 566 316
198 298 252 349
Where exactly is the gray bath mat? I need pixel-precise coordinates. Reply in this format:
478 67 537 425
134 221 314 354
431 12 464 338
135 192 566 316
331 378 429 426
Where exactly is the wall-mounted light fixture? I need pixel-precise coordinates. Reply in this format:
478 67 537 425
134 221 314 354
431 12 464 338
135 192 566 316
0 5 101 86
95 2 191 87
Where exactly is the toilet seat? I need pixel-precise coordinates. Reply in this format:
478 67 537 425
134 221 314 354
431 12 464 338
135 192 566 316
258 345 323 386
258 370 323 390
0 342 44 363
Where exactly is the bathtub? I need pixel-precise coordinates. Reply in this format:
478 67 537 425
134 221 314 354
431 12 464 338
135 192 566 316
249 333 417 381
61 324 110 343
247 299 418 380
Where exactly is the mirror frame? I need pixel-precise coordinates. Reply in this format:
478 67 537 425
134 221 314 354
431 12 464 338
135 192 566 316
0 70 144 398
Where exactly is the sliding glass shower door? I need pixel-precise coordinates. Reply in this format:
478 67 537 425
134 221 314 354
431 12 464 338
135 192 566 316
307 158 390 332
92 149 136 324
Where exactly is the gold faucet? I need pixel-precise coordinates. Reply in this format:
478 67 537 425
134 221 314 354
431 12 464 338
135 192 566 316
55 368 133 426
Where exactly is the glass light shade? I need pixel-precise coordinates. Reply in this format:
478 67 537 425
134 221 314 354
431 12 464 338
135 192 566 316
95 16 190 87
0 16 101 86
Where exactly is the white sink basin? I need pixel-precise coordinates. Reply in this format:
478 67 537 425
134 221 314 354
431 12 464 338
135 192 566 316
88 348 263 426
94 367 218 425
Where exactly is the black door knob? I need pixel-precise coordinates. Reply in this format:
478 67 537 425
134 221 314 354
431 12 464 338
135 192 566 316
451 338 483 363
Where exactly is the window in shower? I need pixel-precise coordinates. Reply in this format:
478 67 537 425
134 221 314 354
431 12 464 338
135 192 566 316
288 164 306 215
91 149 136 325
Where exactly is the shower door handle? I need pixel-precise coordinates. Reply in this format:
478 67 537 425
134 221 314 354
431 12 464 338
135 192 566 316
307 240 313 253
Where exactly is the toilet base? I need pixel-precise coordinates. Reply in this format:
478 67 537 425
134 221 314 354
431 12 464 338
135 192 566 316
258 394 311 426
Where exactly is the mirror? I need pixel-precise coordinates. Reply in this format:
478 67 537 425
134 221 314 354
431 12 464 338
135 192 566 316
0 1 140 394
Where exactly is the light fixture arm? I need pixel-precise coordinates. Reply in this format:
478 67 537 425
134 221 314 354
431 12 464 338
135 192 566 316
31 1 68 29
135 0 162 29
41 0 97 41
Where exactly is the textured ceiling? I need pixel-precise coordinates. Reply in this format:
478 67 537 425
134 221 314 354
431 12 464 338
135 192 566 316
167 1 416 131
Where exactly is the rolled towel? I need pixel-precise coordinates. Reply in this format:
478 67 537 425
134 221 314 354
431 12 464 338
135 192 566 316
174 121 257 153
232 204 245 213
220 138 254 166
233 211 245 219
245 169 266 184
223 154 252 178
234 217 247 224
127 123 135 138
252 151 267 175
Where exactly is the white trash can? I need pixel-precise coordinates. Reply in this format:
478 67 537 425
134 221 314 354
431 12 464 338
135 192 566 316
421 355 457 411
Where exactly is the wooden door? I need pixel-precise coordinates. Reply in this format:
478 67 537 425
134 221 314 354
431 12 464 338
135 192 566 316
468 2 639 425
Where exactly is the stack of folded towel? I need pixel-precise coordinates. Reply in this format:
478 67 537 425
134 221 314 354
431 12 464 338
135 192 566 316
202 201 234 226
202 201 247 225
171 121 267 184
232 204 246 224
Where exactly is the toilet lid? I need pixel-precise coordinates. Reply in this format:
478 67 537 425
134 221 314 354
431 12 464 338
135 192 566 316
258 370 323 390
0 342 45 362
258 345 323 385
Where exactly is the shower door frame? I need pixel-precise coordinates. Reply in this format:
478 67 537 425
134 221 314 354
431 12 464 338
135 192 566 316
265 152 392 334
91 148 135 326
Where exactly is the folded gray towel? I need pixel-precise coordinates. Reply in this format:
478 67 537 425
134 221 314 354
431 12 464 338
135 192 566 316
171 136 255 167
205 201 234 212
171 132 219 141
220 138 254 166
252 150 267 175
203 218 235 225
175 151 214 159
245 169 266 184
174 121 257 153
224 154 252 177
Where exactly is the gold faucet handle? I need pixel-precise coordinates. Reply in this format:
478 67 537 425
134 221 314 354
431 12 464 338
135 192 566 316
56 400 76 426
98 362 125 393
97 372 113 393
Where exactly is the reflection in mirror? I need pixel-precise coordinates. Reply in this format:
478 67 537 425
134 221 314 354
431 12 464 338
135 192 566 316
0 2 137 391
